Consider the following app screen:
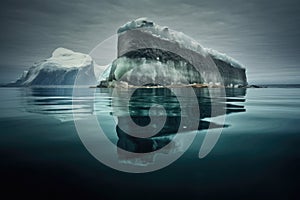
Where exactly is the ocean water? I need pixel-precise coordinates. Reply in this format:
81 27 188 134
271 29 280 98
0 86 299 199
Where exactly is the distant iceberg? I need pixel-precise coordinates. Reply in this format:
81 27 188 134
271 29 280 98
7 47 100 86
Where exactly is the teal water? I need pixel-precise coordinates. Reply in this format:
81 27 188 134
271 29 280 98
0 86 299 199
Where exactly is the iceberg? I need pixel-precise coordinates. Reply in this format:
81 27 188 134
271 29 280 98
100 18 247 88
8 47 99 86
6 18 247 88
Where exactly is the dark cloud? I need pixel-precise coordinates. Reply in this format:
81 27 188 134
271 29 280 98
0 0 299 84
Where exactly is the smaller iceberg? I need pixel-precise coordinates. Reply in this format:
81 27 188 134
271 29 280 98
7 47 99 86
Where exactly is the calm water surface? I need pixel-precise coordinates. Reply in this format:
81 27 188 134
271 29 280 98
0 86 299 199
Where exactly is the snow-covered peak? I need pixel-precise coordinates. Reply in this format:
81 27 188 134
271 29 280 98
118 17 154 34
52 47 75 57
118 18 207 56
118 18 244 69
45 47 93 68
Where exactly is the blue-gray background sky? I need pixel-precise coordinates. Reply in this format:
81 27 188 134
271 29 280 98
1 0 299 84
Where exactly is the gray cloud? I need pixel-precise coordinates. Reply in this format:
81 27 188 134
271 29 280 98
0 0 299 84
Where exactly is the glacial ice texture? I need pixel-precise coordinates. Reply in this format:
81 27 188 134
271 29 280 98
11 48 97 86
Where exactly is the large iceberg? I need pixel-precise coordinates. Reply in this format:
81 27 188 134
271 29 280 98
8 47 100 86
100 18 247 87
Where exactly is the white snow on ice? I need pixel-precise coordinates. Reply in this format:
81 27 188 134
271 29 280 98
17 47 96 85
47 47 93 69
118 18 244 69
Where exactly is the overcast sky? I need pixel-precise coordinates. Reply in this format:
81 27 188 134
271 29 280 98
0 0 299 84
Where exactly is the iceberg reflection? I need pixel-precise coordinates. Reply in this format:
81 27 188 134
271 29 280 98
113 88 246 164
21 87 246 166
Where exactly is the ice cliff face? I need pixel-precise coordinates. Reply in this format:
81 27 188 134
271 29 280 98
10 48 97 86
103 18 247 87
